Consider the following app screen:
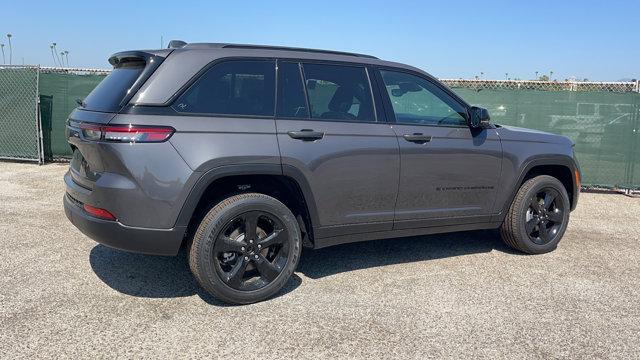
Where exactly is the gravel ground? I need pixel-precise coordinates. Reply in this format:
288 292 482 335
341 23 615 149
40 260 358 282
1 162 639 359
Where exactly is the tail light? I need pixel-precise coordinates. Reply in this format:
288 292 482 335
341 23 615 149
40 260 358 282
80 123 174 143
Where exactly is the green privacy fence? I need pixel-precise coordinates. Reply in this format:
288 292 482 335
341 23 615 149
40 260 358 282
38 68 108 160
0 66 107 162
0 66 639 188
444 80 640 189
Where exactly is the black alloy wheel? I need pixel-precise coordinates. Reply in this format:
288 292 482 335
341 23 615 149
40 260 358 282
500 175 571 254
524 187 565 245
189 193 302 304
213 211 290 291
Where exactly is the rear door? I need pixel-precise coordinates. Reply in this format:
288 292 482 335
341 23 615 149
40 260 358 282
375 68 502 229
275 61 399 237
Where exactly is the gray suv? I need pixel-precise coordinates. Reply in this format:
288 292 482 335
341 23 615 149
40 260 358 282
64 42 580 304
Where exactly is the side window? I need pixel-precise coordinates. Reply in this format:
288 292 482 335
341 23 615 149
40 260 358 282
302 63 375 122
276 62 309 118
173 60 275 116
380 70 467 126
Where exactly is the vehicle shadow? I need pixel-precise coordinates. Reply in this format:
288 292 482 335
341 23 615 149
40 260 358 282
298 229 519 279
89 230 518 304
89 245 302 306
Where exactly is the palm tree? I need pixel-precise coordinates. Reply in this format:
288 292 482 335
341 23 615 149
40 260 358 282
505 73 508 80
64 51 69 67
60 52 66 67
52 43 62 67
549 71 554 81
50 44 58 66
0 44 5 64
6 34 12 65
535 71 539 80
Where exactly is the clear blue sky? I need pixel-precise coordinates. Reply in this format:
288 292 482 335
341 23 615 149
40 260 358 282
1 0 638 81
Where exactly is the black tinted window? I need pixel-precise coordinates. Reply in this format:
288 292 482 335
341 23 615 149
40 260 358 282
302 64 375 122
277 62 309 118
83 60 144 112
174 60 275 116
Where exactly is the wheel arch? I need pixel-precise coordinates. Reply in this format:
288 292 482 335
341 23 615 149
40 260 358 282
175 164 319 248
499 155 580 220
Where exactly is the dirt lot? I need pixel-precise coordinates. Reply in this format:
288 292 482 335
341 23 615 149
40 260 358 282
1 162 639 359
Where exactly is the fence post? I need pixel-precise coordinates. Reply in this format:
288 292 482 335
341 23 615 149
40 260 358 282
35 66 44 165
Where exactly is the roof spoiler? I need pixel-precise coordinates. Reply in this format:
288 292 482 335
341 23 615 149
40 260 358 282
108 50 173 66
167 40 187 49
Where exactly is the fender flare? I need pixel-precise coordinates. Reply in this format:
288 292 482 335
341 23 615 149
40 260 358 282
174 164 320 231
495 155 579 222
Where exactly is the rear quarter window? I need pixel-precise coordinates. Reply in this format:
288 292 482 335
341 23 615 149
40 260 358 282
173 60 276 117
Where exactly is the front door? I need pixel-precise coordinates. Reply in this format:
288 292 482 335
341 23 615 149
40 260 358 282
376 69 502 229
276 61 399 237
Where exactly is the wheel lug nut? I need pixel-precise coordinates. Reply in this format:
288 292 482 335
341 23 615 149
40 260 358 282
249 240 253 244
241 247 245 251
257 244 262 249
254 255 259 259
244 256 249 261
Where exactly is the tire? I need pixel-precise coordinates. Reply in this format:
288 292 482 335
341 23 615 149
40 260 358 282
500 175 571 254
189 193 302 304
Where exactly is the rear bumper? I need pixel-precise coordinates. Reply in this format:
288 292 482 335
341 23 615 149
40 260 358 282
64 194 186 256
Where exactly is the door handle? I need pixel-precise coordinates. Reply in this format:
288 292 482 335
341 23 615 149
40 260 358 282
402 133 432 144
287 129 325 141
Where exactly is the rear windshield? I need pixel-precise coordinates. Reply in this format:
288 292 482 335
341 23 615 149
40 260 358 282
82 59 145 112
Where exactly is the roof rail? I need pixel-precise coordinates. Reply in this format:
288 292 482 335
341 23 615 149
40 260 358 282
181 42 378 59
222 44 378 59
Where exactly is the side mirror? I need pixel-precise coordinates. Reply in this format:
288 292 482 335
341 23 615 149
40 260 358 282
469 106 491 128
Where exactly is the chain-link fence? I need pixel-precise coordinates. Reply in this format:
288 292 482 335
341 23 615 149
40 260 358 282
1 68 639 189
444 79 640 189
440 79 638 93
0 66 41 162
0 66 108 161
